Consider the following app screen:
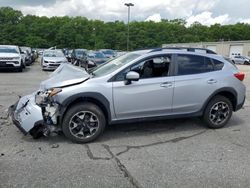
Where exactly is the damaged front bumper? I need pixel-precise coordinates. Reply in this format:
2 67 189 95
9 93 44 135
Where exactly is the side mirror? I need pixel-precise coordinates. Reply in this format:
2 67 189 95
125 71 140 85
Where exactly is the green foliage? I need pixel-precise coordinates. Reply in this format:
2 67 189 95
0 7 250 50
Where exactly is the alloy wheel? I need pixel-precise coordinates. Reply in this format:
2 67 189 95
69 111 99 139
209 101 230 125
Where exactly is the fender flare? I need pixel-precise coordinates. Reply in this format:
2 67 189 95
59 92 111 124
201 87 237 112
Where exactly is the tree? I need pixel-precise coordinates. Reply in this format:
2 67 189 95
1 7 250 50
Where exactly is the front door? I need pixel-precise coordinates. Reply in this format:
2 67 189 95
112 55 174 120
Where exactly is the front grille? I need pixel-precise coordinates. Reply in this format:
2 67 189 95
49 61 61 64
49 64 60 67
0 62 15 67
0 57 13 61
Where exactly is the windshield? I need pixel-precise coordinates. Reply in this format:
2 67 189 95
95 52 105 58
76 50 86 55
0 47 18 53
243 56 250 60
102 50 114 55
44 50 64 57
92 53 141 77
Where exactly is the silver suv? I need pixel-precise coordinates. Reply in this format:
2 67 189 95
10 48 246 143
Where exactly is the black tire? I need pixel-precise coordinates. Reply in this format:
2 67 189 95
232 60 235 64
21 62 25 69
18 66 23 72
62 102 106 143
244 61 249 65
29 125 44 139
203 95 233 129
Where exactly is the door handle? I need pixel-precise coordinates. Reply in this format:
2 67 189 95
160 82 173 88
207 79 217 84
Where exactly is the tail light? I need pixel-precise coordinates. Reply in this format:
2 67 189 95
234 72 245 81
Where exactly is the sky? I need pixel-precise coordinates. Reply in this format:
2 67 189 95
1 0 250 26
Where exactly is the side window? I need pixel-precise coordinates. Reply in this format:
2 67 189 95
131 55 171 79
212 59 224 71
114 55 172 81
176 54 212 76
204 57 214 72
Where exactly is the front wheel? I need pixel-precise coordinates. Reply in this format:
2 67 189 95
17 66 23 72
62 102 106 143
203 95 233 129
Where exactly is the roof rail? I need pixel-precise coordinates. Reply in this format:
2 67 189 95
149 47 217 54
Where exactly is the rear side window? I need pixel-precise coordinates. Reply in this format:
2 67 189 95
212 59 224 71
176 54 214 76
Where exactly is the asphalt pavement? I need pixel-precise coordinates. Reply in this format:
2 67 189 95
1 62 250 188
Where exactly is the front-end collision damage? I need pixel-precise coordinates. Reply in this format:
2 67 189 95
9 64 91 139
9 89 62 138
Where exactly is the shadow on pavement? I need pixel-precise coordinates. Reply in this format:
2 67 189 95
21 115 244 144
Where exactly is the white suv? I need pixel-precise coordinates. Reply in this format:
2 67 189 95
0 45 25 72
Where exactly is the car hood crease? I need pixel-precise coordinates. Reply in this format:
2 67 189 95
40 63 89 90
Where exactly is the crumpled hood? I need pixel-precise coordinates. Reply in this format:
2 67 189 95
40 63 90 90
43 56 67 62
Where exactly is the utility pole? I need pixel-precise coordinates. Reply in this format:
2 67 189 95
124 3 134 51
93 27 96 50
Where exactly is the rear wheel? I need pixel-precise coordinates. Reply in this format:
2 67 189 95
62 102 106 143
203 95 233 129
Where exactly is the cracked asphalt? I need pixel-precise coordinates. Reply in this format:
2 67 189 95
1 63 250 188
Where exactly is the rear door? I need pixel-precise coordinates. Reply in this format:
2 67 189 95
172 54 220 114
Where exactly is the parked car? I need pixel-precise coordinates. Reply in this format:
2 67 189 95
71 49 96 69
70 49 87 65
10 47 246 143
99 49 116 58
0 45 25 72
20 48 31 66
116 50 127 57
87 51 109 65
41 49 68 71
232 55 250 65
66 49 73 62
31 49 38 62
19 48 27 67
20 46 33 65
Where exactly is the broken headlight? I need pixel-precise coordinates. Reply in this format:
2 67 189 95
35 88 62 105
47 88 62 97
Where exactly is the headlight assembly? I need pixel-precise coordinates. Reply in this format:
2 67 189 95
13 57 21 60
47 88 62 97
35 88 62 105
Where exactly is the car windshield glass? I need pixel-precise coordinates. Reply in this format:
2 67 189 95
102 50 114 55
76 50 86 55
243 56 250 60
44 50 64 57
95 52 105 58
0 47 18 53
91 53 141 77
